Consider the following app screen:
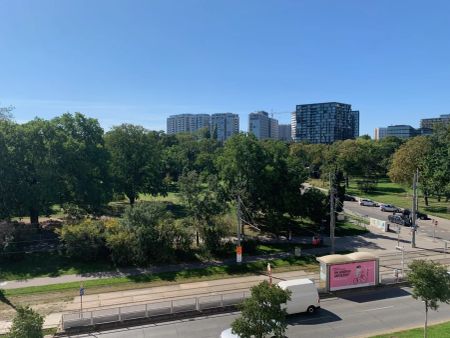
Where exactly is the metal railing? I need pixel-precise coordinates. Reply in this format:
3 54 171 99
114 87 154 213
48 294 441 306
61 290 250 330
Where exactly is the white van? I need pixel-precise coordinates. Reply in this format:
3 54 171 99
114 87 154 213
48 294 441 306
278 278 320 314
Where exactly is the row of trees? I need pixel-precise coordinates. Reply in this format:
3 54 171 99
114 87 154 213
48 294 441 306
1 110 449 227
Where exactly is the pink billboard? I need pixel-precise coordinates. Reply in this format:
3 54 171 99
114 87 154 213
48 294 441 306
329 260 376 291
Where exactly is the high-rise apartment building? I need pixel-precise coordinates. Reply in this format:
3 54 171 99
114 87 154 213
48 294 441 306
248 111 279 140
420 114 450 129
292 102 360 144
211 113 239 142
269 118 279 140
166 114 211 135
278 124 292 141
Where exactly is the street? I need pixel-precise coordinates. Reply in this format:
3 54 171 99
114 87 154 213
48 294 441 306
64 286 450 338
344 201 450 242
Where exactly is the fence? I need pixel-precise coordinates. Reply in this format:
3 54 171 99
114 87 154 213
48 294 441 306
61 290 250 330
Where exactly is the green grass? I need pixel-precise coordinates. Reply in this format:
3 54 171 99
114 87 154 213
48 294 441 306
335 220 369 236
370 320 450 337
0 252 116 281
2 256 319 297
0 327 57 337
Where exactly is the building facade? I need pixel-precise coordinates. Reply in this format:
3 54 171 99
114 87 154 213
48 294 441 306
420 114 450 129
376 125 433 140
166 114 211 135
248 111 279 140
292 102 359 144
278 124 292 141
385 125 417 139
374 127 387 140
211 113 239 142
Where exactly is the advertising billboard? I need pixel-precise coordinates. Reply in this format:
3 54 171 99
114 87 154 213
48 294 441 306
329 260 376 291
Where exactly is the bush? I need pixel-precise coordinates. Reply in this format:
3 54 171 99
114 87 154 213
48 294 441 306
108 203 193 265
58 219 108 261
8 306 44 338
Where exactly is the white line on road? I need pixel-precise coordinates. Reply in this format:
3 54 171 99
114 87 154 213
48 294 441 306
363 305 394 312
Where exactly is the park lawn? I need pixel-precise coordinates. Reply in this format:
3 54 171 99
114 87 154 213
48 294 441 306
371 320 450 338
0 252 116 281
335 220 369 236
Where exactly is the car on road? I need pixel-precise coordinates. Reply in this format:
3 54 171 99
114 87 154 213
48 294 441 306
402 209 429 220
380 204 400 212
388 214 412 226
344 194 357 202
359 199 377 207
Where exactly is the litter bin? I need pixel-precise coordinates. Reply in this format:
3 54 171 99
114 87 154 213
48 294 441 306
294 247 301 257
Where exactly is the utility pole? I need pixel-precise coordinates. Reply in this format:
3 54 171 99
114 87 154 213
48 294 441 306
236 195 242 263
329 172 336 254
411 169 418 248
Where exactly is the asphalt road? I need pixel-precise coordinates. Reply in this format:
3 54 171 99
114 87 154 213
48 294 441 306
65 286 450 338
344 201 450 242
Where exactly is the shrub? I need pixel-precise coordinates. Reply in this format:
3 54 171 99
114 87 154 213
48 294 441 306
58 219 108 261
8 306 44 338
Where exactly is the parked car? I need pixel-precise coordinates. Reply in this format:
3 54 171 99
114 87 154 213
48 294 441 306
359 199 377 207
388 214 412 226
402 209 429 220
344 194 357 202
380 204 400 212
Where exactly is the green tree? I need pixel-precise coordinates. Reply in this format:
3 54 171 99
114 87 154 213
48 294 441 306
51 113 112 212
13 118 61 223
8 306 44 338
118 203 192 264
388 136 433 205
231 281 291 338
105 124 165 205
178 171 226 246
407 260 450 338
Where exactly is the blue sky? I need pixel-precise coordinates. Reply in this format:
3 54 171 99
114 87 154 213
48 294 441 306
1 0 449 136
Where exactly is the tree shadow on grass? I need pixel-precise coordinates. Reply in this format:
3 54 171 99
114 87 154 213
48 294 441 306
0 289 16 309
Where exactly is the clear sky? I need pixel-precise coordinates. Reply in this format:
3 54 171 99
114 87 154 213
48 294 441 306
1 0 449 136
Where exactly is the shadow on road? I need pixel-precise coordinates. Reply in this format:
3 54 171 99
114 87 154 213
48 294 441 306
338 286 411 303
288 309 341 326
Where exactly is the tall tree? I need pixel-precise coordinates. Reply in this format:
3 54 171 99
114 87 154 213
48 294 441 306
178 170 226 245
231 281 291 338
105 124 165 205
388 136 433 205
13 118 61 223
407 260 450 338
52 113 111 211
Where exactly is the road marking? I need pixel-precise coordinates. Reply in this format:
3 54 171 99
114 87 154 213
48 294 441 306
363 305 394 312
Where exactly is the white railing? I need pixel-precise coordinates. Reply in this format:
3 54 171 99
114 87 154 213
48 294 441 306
61 290 250 330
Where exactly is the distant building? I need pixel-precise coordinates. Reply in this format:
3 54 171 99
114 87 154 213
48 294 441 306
376 125 434 140
167 114 193 134
211 113 239 142
248 111 279 140
420 114 450 130
292 102 360 144
278 124 291 141
374 127 387 140
385 125 417 139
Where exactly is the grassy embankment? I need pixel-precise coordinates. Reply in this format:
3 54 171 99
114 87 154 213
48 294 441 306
370 321 450 338
308 177 450 220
